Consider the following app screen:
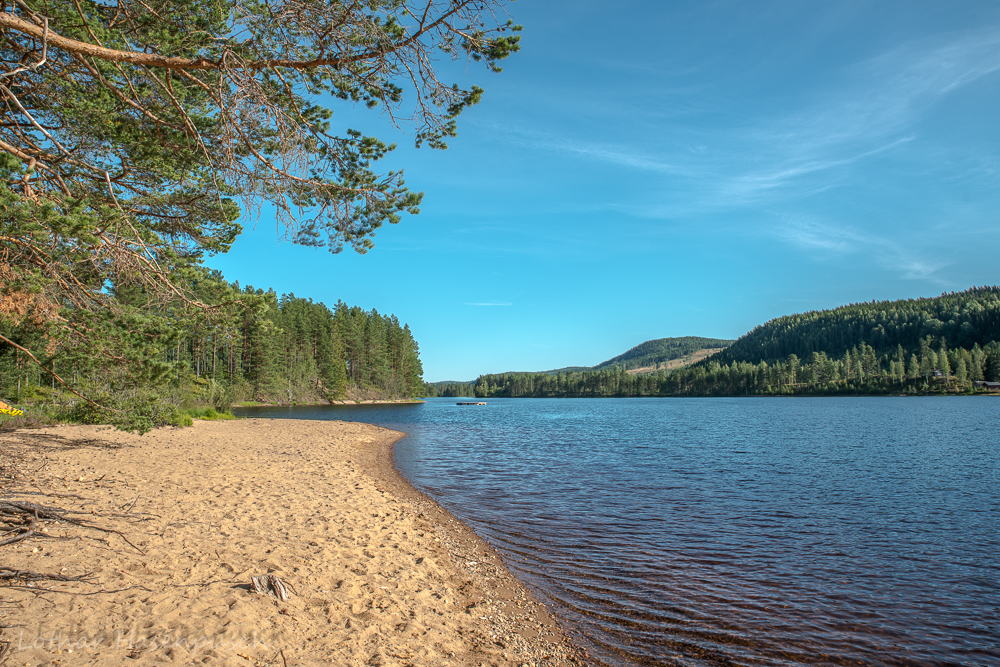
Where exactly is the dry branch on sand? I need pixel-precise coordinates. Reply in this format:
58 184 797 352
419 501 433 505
0 434 147 592
1 421 582 666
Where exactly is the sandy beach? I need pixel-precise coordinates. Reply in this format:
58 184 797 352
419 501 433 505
0 419 580 666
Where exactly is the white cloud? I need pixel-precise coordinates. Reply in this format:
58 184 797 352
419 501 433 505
479 121 685 176
722 137 915 202
726 27 1000 201
489 25 1000 209
774 218 949 281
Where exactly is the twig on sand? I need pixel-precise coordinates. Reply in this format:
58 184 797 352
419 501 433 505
1 493 146 554
0 568 87 583
121 494 141 514
24 485 86 499
0 509 36 546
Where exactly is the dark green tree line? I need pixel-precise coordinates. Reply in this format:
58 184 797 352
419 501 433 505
714 286 1000 367
473 340 1000 399
1 267 425 428
423 381 476 398
147 286 424 405
473 287 1000 399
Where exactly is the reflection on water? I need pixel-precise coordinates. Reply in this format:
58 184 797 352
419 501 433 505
235 397 1000 666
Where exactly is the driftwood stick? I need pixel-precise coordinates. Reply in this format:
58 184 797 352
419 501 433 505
0 498 144 554
0 499 66 518
0 510 36 546
251 575 270 595
273 574 298 596
250 574 295 601
108 530 145 555
0 583 152 595
21 486 87 500
121 494 141 514
0 568 85 582
268 574 290 602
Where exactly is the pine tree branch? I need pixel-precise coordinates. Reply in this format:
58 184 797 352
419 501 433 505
0 4 479 73
0 332 116 412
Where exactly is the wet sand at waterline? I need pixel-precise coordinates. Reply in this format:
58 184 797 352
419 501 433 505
0 420 579 666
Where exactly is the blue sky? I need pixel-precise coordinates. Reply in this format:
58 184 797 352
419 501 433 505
207 0 1000 381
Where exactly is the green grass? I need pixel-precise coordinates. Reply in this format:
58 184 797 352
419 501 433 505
170 406 236 427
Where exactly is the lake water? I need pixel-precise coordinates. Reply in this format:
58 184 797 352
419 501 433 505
235 397 999 666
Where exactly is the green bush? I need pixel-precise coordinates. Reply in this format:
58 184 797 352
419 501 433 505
68 390 176 434
169 412 194 427
168 406 236 426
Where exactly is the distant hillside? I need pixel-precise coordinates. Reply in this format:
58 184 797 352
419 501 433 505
594 336 735 371
538 366 593 375
469 286 1000 398
625 347 725 374
711 286 1000 367
530 338 733 375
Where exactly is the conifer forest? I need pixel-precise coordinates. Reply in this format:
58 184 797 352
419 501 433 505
468 287 1000 399
2 268 425 431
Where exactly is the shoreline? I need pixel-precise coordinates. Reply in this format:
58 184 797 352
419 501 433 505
0 419 581 666
625 391 998 397
233 399 425 408
367 426 586 665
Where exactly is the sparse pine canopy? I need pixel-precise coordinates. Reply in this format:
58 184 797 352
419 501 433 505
0 0 519 422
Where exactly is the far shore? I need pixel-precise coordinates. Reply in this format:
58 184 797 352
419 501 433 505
232 398 425 408
0 419 579 666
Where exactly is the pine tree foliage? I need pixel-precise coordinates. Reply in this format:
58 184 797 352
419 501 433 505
157 279 424 403
1 271 425 425
0 0 513 420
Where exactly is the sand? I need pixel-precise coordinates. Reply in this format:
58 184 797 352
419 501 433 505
0 419 581 666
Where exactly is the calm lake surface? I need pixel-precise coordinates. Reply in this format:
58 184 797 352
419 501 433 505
235 397 999 666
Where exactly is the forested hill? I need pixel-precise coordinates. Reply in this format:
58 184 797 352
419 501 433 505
594 336 735 371
711 286 1000 366
468 286 1000 399
424 336 735 397
529 337 735 375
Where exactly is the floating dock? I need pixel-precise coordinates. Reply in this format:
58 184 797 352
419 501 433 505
456 401 487 405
